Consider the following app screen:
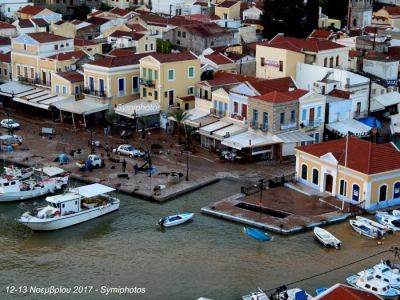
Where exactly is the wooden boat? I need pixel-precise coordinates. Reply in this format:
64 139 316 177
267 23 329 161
158 213 194 227
313 227 341 249
375 213 400 232
346 273 400 299
350 219 381 239
244 227 272 242
356 216 389 235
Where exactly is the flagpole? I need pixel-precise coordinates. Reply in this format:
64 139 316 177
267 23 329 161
342 132 349 210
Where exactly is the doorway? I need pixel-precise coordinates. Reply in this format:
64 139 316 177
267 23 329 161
168 90 174 106
325 174 333 193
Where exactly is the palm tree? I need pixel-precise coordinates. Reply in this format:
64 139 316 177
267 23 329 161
168 109 189 145
138 116 149 140
104 111 116 134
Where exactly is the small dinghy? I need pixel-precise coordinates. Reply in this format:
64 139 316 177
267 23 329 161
158 213 194 227
244 227 272 241
350 219 381 239
313 227 341 249
356 216 389 235
375 213 400 232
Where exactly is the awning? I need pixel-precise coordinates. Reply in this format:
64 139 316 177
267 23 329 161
370 100 386 112
212 123 247 140
373 92 400 107
222 130 281 151
52 98 108 115
0 81 35 97
168 108 209 124
275 130 315 144
35 166 65 177
198 120 235 141
115 99 160 118
326 119 372 137
70 183 115 197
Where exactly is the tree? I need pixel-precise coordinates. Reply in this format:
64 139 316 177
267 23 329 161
105 111 116 134
73 4 91 21
320 0 349 25
168 109 189 145
99 3 113 11
138 116 149 140
304 0 320 35
157 39 172 54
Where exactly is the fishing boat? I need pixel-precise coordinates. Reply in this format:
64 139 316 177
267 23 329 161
158 213 194 227
3 165 34 181
349 219 381 239
242 288 269 300
313 227 341 249
358 263 400 289
270 286 312 300
346 273 400 299
392 210 400 217
375 213 400 232
0 171 69 202
18 183 120 231
356 216 389 235
244 227 272 242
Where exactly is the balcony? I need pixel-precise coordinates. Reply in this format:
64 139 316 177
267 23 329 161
18 76 50 87
280 122 297 131
259 124 268 132
300 120 322 129
140 78 155 87
83 88 106 99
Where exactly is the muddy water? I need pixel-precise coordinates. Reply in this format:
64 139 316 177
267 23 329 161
0 179 399 300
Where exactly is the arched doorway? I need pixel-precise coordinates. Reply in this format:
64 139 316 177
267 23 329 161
301 164 307 180
394 182 400 199
352 184 360 202
379 185 387 202
325 174 333 193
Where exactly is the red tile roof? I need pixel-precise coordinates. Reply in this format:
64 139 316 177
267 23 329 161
86 17 109 26
179 96 195 101
147 51 198 63
0 52 11 63
30 18 48 27
265 35 346 53
309 30 334 40
318 284 382 300
18 19 34 28
109 30 144 40
212 70 262 84
218 0 239 8
250 77 296 94
382 6 400 16
328 89 352 99
127 24 148 32
253 89 307 103
88 10 103 17
0 21 15 30
56 71 84 83
349 50 360 59
204 53 233 65
296 137 400 175
107 48 136 57
0 37 10 46
28 32 70 43
184 22 231 38
17 5 45 15
74 38 97 46
88 52 153 68
47 50 87 61
109 7 131 17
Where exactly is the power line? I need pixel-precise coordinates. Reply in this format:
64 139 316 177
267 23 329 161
263 246 399 294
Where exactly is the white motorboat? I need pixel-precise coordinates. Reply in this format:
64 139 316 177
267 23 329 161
270 287 312 300
3 166 34 181
358 263 400 289
0 173 69 202
350 219 381 239
158 213 194 227
313 227 341 249
392 210 400 217
356 216 389 235
375 214 400 232
242 288 269 300
346 273 400 299
18 183 120 231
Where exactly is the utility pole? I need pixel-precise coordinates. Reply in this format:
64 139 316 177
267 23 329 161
258 179 264 216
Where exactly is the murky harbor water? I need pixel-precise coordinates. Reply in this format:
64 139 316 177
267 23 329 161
0 179 399 300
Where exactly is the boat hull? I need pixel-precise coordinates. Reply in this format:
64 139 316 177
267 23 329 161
314 227 341 249
18 201 120 231
0 187 55 202
159 213 194 227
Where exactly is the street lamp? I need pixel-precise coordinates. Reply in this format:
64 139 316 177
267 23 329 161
88 129 95 154
255 179 265 216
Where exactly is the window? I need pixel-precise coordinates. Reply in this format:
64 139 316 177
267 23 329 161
118 78 125 96
315 132 320 143
233 102 238 113
132 76 139 92
312 169 319 185
394 182 400 199
145 44 148 51
54 44 58 50
30 68 34 79
329 57 334 68
148 69 153 81
324 57 327 67
339 179 347 196
290 110 295 123
177 31 181 37
280 112 285 125
262 112 268 129
187 86 194 95
154 90 158 100
301 164 308 180
379 185 387 202
17 65 20 76
302 109 306 121
336 55 339 66
99 78 104 93
182 32 186 38
154 70 158 80
260 57 265 67
143 68 147 78
253 109 258 127
188 66 195 78
317 106 321 119
168 69 175 81
55 85 60 93
62 86 66 94
279 61 283 72
4 69 7 76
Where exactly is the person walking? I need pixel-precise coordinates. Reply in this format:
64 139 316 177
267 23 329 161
122 159 127 173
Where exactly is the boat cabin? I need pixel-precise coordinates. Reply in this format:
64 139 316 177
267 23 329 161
46 193 80 216
0 179 21 193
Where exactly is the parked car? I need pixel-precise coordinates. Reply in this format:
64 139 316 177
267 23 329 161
116 144 145 158
0 134 22 145
76 154 105 170
1 119 20 129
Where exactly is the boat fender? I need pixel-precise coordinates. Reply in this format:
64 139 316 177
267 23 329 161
54 210 60 217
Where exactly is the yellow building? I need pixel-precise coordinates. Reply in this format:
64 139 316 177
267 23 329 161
295 137 400 210
15 5 61 22
51 71 84 96
138 52 200 111
0 53 11 81
215 1 241 20
74 38 102 56
11 32 79 86
83 53 150 109
374 6 400 29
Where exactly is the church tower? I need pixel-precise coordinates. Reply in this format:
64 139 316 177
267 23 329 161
348 0 373 30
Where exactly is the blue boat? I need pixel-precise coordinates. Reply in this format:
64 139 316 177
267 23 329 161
244 227 272 241
315 287 327 295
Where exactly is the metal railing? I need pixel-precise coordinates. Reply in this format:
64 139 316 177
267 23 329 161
83 88 106 98
18 76 50 87
140 78 155 87
280 122 297 131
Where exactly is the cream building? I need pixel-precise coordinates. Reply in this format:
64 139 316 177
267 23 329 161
51 71 84 96
296 137 400 210
215 0 241 21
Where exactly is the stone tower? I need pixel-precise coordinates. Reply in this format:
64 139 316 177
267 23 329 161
348 0 373 30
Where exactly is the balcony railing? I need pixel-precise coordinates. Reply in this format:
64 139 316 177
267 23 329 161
83 88 106 98
280 122 297 131
301 119 322 129
18 76 50 87
259 124 268 132
140 78 155 87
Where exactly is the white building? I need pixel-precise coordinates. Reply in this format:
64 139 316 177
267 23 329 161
152 0 198 16
242 6 262 21
363 57 399 82
0 0 30 20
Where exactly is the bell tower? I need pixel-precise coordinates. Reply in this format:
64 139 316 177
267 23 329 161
348 0 373 30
